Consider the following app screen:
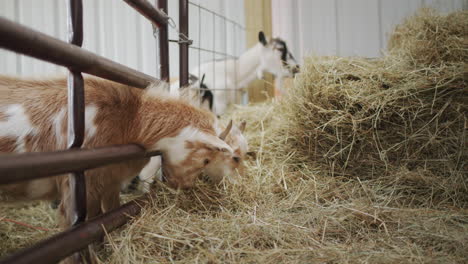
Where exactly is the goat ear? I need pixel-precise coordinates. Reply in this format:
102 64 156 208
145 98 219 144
219 120 233 140
239 120 246 133
200 89 213 111
258 31 267 46
200 74 206 87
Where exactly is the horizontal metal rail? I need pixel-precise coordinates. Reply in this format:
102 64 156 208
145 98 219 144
0 194 151 264
0 145 161 185
123 0 169 27
0 17 159 88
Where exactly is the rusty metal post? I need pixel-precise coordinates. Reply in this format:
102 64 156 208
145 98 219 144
0 145 157 185
157 0 170 81
67 0 86 227
0 17 160 88
67 1 87 262
179 0 189 87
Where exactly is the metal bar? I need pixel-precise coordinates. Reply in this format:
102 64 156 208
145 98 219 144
0 17 159 88
179 0 189 87
67 74 85 149
212 10 216 113
197 3 201 101
123 0 169 28
0 194 151 264
67 0 87 230
157 0 170 81
0 145 162 185
224 16 227 109
233 23 238 104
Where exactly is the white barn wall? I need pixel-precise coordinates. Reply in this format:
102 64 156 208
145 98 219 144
379 0 425 51
272 0 467 63
297 0 338 56
336 0 381 57
0 0 246 80
0 1 18 76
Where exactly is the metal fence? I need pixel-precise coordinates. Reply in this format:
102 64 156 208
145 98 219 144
0 0 188 263
184 1 247 114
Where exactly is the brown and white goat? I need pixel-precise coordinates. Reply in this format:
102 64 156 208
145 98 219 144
127 75 251 192
131 119 251 192
0 75 239 229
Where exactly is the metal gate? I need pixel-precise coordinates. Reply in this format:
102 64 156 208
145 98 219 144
0 0 189 263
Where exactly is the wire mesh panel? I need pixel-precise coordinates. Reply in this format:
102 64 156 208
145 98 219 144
187 1 247 115
162 0 246 115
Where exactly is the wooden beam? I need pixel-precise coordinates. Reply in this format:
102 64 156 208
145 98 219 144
243 0 274 103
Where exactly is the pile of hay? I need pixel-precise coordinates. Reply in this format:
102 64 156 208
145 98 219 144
1 9 467 263
267 8 467 207
0 202 57 256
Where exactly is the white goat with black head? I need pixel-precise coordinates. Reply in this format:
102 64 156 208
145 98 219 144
170 74 214 112
190 31 299 116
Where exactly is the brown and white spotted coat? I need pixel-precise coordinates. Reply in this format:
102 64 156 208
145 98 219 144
0 75 238 229
132 108 251 191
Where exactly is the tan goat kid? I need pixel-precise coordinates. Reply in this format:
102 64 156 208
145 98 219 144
132 119 251 192
0 75 240 229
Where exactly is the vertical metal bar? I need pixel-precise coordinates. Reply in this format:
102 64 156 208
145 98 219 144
67 0 86 226
179 0 189 87
212 11 216 113
224 16 227 109
157 0 169 81
67 0 87 262
198 3 201 103
233 23 237 104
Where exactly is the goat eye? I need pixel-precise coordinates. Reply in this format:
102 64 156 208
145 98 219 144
204 159 210 165
233 156 240 163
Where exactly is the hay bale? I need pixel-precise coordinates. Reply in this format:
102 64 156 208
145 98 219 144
388 8 468 67
257 9 468 205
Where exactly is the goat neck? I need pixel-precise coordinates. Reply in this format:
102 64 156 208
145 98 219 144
235 43 263 88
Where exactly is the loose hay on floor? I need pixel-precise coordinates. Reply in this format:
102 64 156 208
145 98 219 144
0 202 58 256
1 8 467 263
